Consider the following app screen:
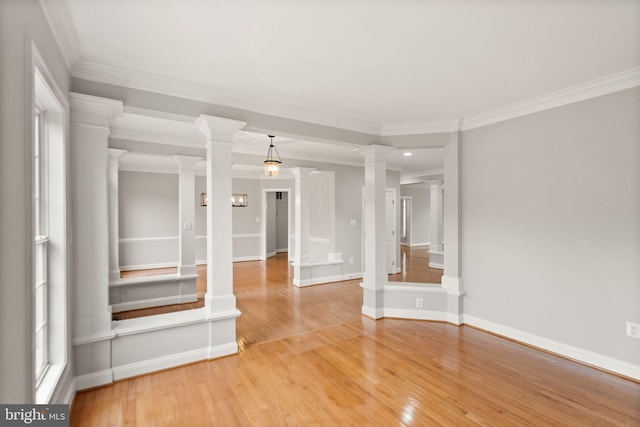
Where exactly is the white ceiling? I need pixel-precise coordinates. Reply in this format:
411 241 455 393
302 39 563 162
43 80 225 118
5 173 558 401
50 1 639 177
62 0 640 127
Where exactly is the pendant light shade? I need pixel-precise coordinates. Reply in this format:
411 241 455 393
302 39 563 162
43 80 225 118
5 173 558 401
264 135 281 177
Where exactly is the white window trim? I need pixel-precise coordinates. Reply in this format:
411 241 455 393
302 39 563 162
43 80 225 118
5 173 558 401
29 40 70 404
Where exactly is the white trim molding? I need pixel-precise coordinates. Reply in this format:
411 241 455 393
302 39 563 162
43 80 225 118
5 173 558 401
74 369 114 391
69 59 640 137
38 0 83 70
112 348 209 381
381 119 459 136
463 315 640 381
73 60 382 135
463 67 640 130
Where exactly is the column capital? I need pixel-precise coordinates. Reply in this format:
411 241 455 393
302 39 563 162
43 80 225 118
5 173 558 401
428 180 443 190
195 115 246 142
70 92 123 128
173 155 203 171
108 148 127 163
355 144 395 163
291 167 316 177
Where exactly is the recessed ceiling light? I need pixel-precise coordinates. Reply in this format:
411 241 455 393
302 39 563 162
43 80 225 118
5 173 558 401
403 152 413 156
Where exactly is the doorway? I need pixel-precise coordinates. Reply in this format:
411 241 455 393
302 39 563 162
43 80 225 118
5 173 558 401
400 196 411 247
261 189 291 261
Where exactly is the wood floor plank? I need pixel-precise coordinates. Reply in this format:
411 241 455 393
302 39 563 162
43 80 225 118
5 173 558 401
72 252 640 426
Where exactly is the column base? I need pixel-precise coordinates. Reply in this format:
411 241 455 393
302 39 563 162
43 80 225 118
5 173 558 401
442 275 464 296
178 264 197 276
204 293 237 314
362 287 384 319
109 270 121 281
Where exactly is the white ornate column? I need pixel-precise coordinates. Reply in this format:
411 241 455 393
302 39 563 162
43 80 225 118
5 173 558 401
291 167 316 286
356 145 395 319
173 155 202 276
428 180 444 269
195 115 246 316
108 148 126 281
70 93 122 387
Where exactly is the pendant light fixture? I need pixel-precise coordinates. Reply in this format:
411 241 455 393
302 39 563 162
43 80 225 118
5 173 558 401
263 135 281 177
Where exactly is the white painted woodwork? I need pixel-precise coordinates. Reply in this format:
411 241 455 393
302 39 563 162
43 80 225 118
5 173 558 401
109 274 198 313
291 167 315 286
385 189 397 274
173 155 202 276
356 145 395 318
70 93 122 340
108 148 126 281
195 115 246 314
428 180 444 269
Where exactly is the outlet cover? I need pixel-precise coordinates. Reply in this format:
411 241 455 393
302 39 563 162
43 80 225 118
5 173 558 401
416 298 423 308
626 322 640 339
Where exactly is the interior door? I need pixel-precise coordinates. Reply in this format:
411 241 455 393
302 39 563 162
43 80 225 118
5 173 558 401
385 189 396 274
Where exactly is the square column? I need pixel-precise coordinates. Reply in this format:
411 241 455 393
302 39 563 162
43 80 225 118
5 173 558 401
443 129 464 324
70 93 122 340
356 145 395 319
108 148 126 281
173 155 203 276
195 115 246 315
428 180 444 269
291 167 316 286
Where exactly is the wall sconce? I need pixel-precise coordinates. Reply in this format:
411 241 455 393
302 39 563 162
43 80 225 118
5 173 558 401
231 194 248 207
200 193 248 207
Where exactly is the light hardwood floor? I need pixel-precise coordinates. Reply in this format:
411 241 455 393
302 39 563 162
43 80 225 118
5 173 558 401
114 246 441 320
75 251 640 425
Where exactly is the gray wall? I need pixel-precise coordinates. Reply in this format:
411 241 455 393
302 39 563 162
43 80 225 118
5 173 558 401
0 0 71 403
119 171 178 239
232 178 262 260
401 184 430 246
118 171 179 268
461 87 640 365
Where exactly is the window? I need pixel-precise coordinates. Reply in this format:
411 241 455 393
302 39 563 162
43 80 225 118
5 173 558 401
31 47 69 403
34 109 50 385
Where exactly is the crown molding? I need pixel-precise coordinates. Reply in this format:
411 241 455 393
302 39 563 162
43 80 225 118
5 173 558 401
69 58 639 137
38 0 82 70
463 67 640 131
380 119 460 136
73 60 382 136
109 127 204 148
70 92 123 127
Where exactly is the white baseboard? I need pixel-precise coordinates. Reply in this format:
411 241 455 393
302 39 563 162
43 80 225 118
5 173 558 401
411 242 430 247
120 262 178 272
74 369 114 391
49 365 75 405
293 272 363 287
266 251 277 259
233 255 262 262
447 313 462 325
463 315 640 381
112 348 209 381
384 308 447 321
111 293 198 314
208 342 239 359
428 262 444 269
276 248 288 253
362 305 384 319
